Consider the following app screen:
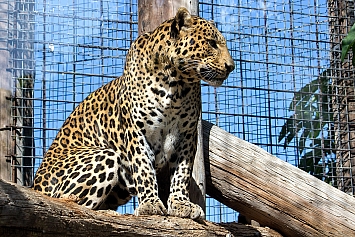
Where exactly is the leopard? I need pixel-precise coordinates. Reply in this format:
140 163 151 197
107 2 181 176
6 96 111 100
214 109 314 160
33 7 235 220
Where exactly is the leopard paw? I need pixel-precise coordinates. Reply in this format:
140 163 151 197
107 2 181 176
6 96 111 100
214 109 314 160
134 197 167 216
97 209 121 216
58 193 81 203
168 197 205 220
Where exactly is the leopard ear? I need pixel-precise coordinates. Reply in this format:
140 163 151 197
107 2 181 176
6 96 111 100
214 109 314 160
170 7 192 39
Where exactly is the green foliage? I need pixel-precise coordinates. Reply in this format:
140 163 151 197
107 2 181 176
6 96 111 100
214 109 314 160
280 21 355 183
341 23 355 66
278 69 336 183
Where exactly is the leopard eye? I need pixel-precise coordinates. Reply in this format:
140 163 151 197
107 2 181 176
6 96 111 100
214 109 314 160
208 39 218 49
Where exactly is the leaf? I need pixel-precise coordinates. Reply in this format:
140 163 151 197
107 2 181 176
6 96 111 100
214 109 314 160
279 115 301 143
279 116 293 143
289 79 318 111
322 139 335 156
314 165 325 179
279 69 332 148
299 110 315 121
341 23 355 63
324 159 337 184
298 128 310 154
298 150 315 173
279 116 304 149
310 118 321 139
289 69 330 115
298 145 322 174
278 68 335 180
319 69 331 91
284 132 296 149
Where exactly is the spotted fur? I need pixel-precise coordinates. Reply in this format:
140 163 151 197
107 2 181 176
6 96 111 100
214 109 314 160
33 8 235 220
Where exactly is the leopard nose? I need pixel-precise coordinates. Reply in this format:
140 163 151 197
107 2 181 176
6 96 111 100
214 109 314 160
225 61 235 73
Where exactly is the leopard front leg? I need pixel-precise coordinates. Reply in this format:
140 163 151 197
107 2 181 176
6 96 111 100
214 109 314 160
133 166 167 216
167 132 205 220
128 134 167 216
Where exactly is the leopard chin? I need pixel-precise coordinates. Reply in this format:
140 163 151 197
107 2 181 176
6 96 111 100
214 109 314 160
199 66 233 87
204 78 225 87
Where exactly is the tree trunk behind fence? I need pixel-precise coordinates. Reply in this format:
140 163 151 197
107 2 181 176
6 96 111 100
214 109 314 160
0 0 35 185
0 1 13 182
137 0 205 212
329 0 355 195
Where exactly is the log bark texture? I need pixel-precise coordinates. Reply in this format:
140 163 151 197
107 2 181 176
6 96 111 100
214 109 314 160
138 0 198 36
0 179 281 237
202 120 355 237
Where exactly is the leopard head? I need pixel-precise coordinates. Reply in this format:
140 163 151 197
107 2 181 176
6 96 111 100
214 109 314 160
169 7 235 87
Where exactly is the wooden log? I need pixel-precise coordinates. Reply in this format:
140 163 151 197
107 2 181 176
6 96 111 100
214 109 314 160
202 120 355 237
0 89 11 182
0 179 281 237
138 0 198 36
0 1 13 183
190 117 206 212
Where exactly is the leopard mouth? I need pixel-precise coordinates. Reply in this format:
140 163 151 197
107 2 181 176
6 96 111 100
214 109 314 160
203 78 225 87
200 67 230 87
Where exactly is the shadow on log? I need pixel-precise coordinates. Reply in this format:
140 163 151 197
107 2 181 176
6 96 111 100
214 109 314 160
0 179 281 237
202 120 355 237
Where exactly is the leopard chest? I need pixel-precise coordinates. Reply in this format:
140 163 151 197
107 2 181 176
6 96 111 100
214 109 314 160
145 102 188 165
121 73 200 170
143 105 182 170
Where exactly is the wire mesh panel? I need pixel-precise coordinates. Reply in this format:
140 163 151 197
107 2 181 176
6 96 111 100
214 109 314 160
199 0 332 221
4 0 139 212
200 0 330 164
33 0 137 162
0 0 36 185
3 0 354 224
